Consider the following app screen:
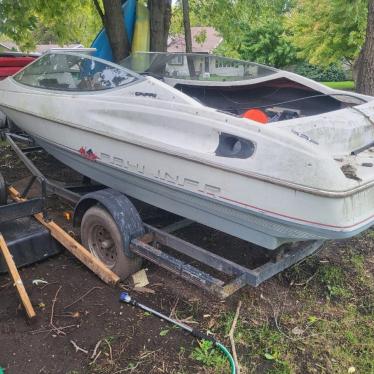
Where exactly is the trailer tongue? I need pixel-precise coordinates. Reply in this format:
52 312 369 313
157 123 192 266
0 171 61 273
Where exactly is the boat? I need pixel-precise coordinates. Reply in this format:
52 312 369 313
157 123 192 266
0 51 38 128
0 51 37 81
0 51 374 250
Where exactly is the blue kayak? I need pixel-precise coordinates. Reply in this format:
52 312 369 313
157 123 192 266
91 0 137 62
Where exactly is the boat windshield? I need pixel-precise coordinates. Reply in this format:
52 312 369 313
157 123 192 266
121 52 278 82
13 52 138 91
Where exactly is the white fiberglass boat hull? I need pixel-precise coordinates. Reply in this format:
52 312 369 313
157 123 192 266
3 105 374 250
1 52 374 250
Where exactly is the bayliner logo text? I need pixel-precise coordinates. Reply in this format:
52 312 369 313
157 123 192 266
99 151 221 196
79 147 99 161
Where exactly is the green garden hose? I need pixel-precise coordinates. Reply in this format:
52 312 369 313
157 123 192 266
216 342 236 374
119 292 236 374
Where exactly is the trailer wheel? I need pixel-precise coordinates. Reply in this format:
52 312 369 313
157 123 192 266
0 172 7 205
81 205 142 279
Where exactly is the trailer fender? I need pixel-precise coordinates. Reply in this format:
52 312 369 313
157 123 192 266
73 188 144 257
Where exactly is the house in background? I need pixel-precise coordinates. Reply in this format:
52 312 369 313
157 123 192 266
166 27 231 78
168 27 223 54
165 27 248 79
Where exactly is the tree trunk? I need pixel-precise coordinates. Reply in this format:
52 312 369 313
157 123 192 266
181 0 196 77
148 0 172 52
356 0 374 95
182 0 193 53
93 0 130 62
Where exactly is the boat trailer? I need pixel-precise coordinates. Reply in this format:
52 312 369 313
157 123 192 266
3 133 325 298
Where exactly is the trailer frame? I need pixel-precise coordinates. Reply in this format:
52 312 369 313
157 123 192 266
5 132 325 298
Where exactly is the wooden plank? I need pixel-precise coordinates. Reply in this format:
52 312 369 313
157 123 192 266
0 233 36 319
8 186 120 286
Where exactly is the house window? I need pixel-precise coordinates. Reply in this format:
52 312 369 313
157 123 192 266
215 60 238 68
169 55 184 65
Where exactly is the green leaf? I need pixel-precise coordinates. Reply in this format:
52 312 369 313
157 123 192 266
0 0 101 51
159 329 169 336
264 353 275 360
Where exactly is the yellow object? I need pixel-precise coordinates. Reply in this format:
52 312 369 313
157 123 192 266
131 1 150 71
63 211 72 221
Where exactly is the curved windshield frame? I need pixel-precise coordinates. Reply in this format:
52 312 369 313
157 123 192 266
13 52 141 92
121 52 278 82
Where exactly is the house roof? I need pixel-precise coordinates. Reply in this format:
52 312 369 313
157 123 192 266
0 41 19 51
168 27 223 53
0 41 83 54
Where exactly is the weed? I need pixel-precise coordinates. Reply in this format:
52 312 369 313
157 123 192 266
159 328 169 336
349 254 365 274
365 229 374 240
215 310 293 372
104 335 116 343
317 263 351 299
358 293 374 316
191 340 228 371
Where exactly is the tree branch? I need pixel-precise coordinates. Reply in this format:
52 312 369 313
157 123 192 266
92 0 105 25
228 300 242 374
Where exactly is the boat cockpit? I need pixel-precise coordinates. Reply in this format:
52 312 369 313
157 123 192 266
121 52 368 123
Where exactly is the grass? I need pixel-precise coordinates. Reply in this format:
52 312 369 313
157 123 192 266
211 309 293 373
321 81 355 90
188 235 374 374
191 340 228 371
312 305 374 373
317 263 352 300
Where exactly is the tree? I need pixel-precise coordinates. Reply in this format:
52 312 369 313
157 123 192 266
239 20 296 68
171 0 255 56
288 0 367 66
93 0 129 61
181 0 196 76
94 0 173 57
356 0 374 94
171 0 296 66
148 0 172 52
181 0 193 53
0 0 101 50
0 0 172 59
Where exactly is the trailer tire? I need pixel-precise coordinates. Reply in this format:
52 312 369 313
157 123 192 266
81 205 142 279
